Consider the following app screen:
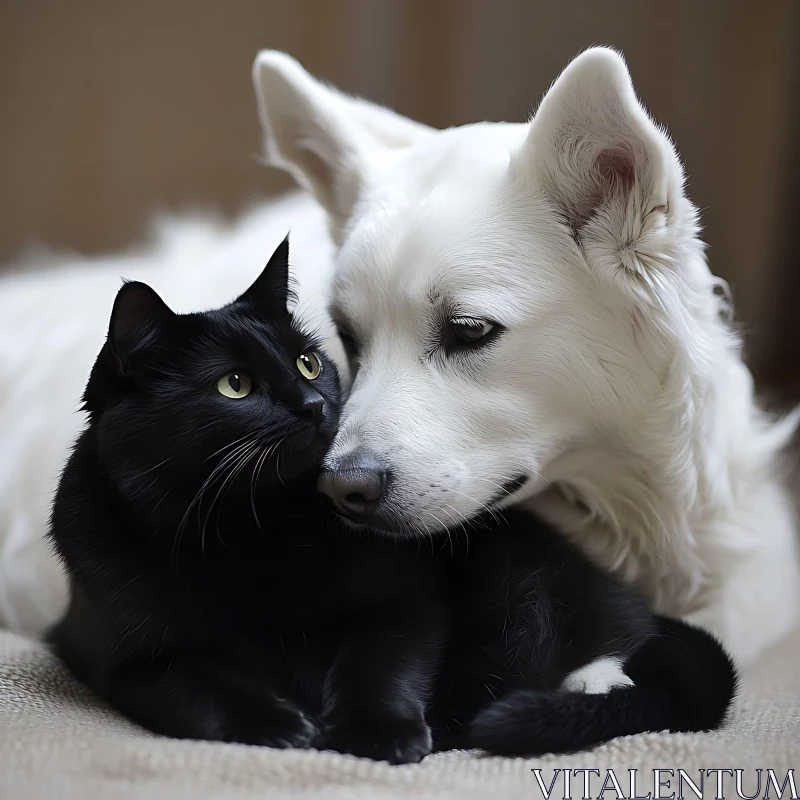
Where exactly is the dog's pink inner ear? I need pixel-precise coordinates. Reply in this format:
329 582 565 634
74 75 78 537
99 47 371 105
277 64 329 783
596 148 638 190
564 148 643 228
563 148 640 229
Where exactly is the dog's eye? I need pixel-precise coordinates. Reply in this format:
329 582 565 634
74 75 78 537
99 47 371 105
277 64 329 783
336 323 360 360
216 372 252 399
448 317 497 345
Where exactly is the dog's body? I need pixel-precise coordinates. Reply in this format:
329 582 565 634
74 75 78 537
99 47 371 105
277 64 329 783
252 47 800 665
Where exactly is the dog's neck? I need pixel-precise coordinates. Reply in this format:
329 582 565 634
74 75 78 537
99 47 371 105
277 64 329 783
529 242 797 616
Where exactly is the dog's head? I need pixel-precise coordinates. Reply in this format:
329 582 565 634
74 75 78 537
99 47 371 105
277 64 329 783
253 48 725 536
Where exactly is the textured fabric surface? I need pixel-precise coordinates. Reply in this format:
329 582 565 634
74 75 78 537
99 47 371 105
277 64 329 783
1 627 799 800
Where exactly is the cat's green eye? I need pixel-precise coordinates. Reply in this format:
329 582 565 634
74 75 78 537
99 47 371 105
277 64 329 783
216 372 252 399
296 352 321 380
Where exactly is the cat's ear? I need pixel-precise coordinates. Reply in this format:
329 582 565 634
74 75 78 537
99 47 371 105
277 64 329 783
237 236 296 316
109 281 175 374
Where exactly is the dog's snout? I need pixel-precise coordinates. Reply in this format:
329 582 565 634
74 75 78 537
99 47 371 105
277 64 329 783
317 452 388 519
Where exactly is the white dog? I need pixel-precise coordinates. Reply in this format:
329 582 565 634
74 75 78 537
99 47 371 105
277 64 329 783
252 46 800 667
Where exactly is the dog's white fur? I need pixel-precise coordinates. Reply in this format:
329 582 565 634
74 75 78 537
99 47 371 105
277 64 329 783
252 46 800 665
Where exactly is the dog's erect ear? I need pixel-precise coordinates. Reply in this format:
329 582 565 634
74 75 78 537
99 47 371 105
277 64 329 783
109 281 175 374
252 51 434 236
237 236 296 316
524 48 685 249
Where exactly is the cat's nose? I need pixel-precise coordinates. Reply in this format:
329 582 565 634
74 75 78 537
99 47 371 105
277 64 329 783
317 452 388 519
301 396 324 424
288 383 325 425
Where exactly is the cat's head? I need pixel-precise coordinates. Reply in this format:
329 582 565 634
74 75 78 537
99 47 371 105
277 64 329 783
84 238 341 502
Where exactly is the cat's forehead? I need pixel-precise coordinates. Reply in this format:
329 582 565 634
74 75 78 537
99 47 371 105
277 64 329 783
174 306 313 367
203 307 281 336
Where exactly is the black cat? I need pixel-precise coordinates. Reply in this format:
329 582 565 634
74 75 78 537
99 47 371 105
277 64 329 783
47 240 443 764
48 239 736 764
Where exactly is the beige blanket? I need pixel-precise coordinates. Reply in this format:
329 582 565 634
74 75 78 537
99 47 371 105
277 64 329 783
2 628 799 800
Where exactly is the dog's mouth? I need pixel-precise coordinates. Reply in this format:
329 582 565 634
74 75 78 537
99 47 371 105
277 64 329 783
487 475 529 509
331 511 395 535
330 474 530 538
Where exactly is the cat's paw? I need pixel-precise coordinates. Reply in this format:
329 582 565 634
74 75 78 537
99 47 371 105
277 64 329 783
235 699 319 749
316 715 432 765
562 656 634 694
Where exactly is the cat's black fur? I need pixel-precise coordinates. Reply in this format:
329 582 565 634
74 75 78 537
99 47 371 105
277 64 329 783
429 530 737 755
48 239 736 763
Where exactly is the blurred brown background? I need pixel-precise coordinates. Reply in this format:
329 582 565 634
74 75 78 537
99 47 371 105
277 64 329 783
1 0 798 398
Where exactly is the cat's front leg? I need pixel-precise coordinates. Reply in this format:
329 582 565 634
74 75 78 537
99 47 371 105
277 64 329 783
106 657 317 748
315 592 446 765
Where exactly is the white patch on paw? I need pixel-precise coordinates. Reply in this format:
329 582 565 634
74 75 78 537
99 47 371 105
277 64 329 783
562 656 634 694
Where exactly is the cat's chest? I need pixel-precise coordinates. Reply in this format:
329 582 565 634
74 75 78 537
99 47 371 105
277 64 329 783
189 539 399 626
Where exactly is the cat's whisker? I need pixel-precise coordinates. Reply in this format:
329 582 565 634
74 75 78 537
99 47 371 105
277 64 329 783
249 444 272 534
201 441 260 559
196 450 249 553
213 442 266 547
172 440 255 563
200 433 254 465
275 447 285 486
245 436 287 534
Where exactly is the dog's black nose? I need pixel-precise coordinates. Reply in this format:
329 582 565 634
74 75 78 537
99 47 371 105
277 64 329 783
317 453 387 518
